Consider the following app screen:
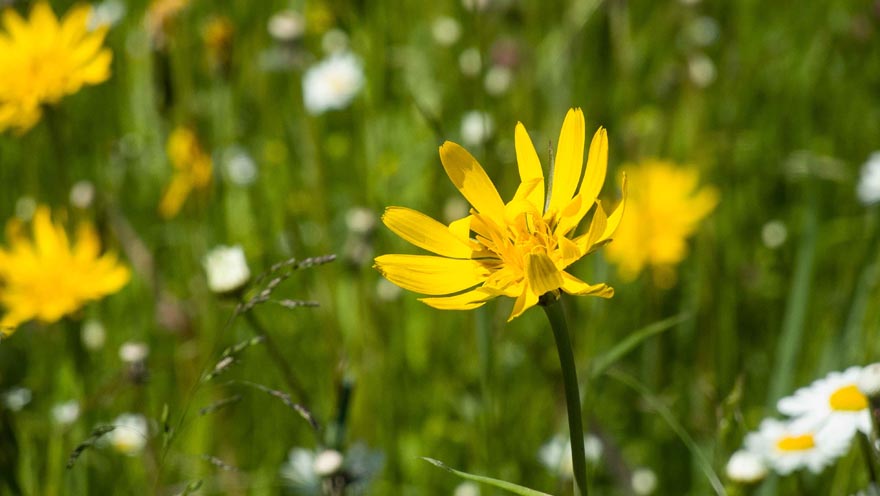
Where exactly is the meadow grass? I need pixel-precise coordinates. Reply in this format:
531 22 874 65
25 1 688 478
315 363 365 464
1 0 880 494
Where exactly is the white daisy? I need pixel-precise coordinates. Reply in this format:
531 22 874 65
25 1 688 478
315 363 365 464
302 52 364 115
777 366 871 439
108 413 149 456
725 449 767 483
744 418 850 474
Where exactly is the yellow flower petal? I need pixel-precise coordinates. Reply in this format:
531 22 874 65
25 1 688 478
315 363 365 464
548 108 585 215
580 127 608 206
419 287 493 310
525 249 564 295
508 283 539 321
439 141 506 224
561 272 614 298
382 206 475 259
599 174 627 242
374 254 491 295
514 122 544 210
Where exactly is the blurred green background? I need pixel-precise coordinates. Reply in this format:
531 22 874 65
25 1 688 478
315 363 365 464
1 0 880 494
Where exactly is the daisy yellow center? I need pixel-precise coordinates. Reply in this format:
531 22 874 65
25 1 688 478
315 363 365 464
776 434 815 452
829 384 868 411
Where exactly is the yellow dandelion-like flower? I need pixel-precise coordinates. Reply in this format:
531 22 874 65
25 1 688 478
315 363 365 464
159 126 213 219
375 108 626 321
0 2 113 134
0 206 131 334
604 159 718 287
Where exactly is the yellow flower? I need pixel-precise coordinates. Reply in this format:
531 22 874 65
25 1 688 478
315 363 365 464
0 206 130 334
0 2 112 134
159 126 213 219
604 159 718 286
375 108 626 321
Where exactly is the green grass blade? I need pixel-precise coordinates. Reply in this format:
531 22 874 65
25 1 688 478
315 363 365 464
606 369 726 496
590 313 691 380
421 458 552 496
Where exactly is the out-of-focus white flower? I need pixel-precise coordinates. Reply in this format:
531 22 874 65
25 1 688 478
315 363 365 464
432 17 461 46
81 319 107 350
119 341 149 364
376 278 402 302
761 220 788 249
857 152 880 205
52 401 81 426
2 387 31 411
538 433 603 478
460 111 494 147
281 448 321 494
725 449 767 484
302 52 364 115
688 54 716 88
222 146 258 186
70 180 96 209
744 418 850 474
108 413 148 456
454 482 481 496
204 245 251 294
268 10 306 42
346 207 377 235
313 449 344 476
458 47 481 77
778 366 871 440
484 65 512 96
322 29 349 54
15 196 36 221
88 0 126 30
462 0 491 12
858 363 880 399
631 468 658 495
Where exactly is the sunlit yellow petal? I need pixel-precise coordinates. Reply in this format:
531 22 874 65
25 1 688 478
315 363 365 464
580 127 608 205
561 272 614 298
382 207 475 259
525 249 564 295
439 141 506 224
599 174 627 242
508 283 539 321
419 287 493 310
548 108 585 214
374 254 491 295
514 122 544 209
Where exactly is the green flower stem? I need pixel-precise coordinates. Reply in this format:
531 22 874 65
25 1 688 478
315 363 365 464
542 297 589 496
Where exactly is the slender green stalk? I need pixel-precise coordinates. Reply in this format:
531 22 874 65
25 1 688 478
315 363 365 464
243 312 310 405
542 298 588 496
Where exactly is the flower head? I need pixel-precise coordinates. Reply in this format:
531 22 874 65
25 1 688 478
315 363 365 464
857 152 880 206
0 206 130 334
0 2 112 134
725 449 767 484
777 366 872 440
302 51 364 115
107 413 148 456
159 126 213 219
744 418 850 475
375 108 625 321
604 159 717 286
203 245 251 294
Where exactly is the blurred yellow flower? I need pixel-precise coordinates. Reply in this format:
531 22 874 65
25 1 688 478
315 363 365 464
604 160 718 286
0 2 112 134
0 207 130 334
146 0 189 47
375 108 626 321
159 126 213 219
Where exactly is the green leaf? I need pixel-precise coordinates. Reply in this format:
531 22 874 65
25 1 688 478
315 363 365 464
590 313 691 379
421 458 552 496
606 369 726 496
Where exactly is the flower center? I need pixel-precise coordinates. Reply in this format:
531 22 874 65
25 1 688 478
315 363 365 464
829 384 868 411
776 434 815 452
